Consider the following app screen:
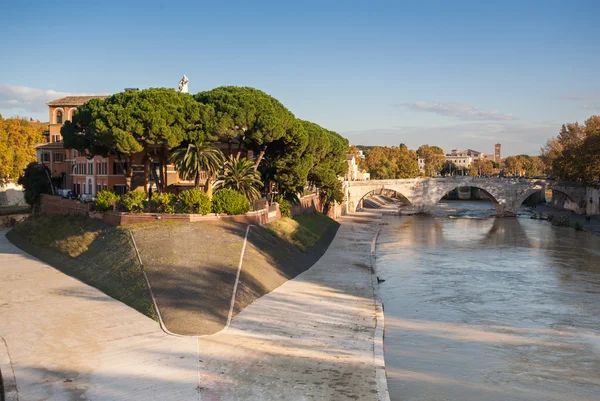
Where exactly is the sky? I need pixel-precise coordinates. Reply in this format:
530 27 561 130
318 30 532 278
1 0 599 156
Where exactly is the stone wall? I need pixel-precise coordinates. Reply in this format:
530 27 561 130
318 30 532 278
40 194 92 216
39 194 280 226
0 183 26 207
290 194 346 220
585 187 600 216
102 208 279 226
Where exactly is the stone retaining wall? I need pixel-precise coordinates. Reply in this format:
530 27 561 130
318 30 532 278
39 194 280 226
40 194 92 216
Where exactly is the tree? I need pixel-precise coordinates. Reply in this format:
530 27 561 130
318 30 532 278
62 88 213 192
364 145 419 179
0 118 45 185
170 140 223 195
214 154 263 201
195 86 297 170
440 160 457 176
18 162 52 207
417 145 445 177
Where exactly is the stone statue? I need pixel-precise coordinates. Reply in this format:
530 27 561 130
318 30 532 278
178 75 189 93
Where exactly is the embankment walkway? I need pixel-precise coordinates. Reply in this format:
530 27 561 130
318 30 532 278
0 213 386 401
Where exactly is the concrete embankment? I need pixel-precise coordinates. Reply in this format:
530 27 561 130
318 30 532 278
0 213 389 400
527 204 600 236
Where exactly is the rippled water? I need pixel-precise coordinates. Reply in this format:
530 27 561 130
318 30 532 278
376 201 600 401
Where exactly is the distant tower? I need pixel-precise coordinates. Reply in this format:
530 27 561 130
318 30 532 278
494 143 502 161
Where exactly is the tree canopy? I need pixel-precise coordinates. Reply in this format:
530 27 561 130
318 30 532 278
62 88 216 190
61 86 351 208
417 145 445 177
364 145 419 179
541 116 600 182
0 117 45 185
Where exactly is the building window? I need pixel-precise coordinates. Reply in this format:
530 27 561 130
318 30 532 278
41 152 50 163
88 180 92 194
88 162 93 175
113 185 127 195
82 163 87 175
56 110 63 124
53 153 63 163
97 184 102 194
103 184 108 191
113 161 127 175
102 161 108 175
73 150 77 158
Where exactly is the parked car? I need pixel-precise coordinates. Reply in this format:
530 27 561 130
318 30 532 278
78 193 95 204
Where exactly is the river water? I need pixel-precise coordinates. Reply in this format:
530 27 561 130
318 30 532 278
376 200 600 401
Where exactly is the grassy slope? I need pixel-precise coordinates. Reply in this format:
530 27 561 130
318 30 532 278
6 215 155 319
6 212 339 335
265 213 336 251
131 212 339 335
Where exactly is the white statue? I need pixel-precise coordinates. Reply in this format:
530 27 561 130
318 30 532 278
178 75 189 93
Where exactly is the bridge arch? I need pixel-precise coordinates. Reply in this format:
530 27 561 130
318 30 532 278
433 185 500 205
355 188 414 210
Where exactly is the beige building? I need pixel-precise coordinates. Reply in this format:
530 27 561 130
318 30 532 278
417 144 502 174
345 154 370 181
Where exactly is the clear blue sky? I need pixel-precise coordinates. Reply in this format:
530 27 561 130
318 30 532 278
1 0 599 156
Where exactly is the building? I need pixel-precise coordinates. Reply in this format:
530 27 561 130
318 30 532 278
345 154 370 181
417 144 502 174
37 94 256 197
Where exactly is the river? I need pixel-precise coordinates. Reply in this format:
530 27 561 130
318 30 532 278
376 200 600 401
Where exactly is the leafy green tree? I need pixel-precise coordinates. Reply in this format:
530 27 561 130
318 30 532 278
364 145 419 179
62 88 214 191
440 160 457 176
170 139 223 195
299 120 348 210
215 154 263 201
417 145 445 177
0 118 45 185
195 86 296 170
18 162 52 207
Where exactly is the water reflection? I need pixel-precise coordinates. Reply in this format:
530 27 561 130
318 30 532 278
378 201 600 401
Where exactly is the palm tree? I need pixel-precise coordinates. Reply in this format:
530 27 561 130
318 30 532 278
214 154 263 201
171 140 223 195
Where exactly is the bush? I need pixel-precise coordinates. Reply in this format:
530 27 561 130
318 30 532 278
149 192 176 214
18 162 52 206
121 191 147 213
212 189 250 215
178 189 211 215
95 190 120 212
276 195 291 218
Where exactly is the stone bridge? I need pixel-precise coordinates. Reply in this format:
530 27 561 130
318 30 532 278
345 177 590 216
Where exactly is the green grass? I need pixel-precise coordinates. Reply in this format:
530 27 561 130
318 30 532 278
265 212 336 252
7 215 156 320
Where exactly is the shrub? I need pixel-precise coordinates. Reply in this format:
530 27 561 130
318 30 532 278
212 189 250 215
149 192 176 214
18 162 52 206
95 190 120 212
121 191 147 213
178 189 211 215
276 195 291 218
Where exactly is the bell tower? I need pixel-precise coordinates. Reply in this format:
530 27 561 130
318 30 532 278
494 143 501 161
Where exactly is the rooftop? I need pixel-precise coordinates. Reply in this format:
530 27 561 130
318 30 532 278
35 141 65 150
46 95 109 106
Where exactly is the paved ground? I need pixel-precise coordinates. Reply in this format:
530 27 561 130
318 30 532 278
0 212 383 401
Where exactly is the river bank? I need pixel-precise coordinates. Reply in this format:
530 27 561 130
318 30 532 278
525 203 600 236
0 212 390 400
